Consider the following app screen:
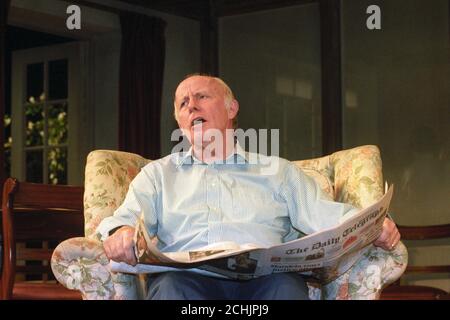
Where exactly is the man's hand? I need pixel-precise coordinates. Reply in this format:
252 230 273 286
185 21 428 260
373 217 400 251
103 226 137 265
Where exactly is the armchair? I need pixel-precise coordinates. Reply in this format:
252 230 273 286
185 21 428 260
51 145 408 300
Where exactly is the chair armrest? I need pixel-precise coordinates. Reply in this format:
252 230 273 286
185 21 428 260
321 241 408 300
51 237 140 300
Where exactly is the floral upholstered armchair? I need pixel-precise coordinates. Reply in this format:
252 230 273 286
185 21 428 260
51 145 408 300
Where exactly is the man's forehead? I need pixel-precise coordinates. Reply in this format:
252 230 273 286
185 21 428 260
175 76 220 98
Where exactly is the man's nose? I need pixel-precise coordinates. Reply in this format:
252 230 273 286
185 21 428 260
187 96 199 112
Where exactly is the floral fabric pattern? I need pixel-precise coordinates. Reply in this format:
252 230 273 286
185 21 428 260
51 145 407 300
83 150 150 238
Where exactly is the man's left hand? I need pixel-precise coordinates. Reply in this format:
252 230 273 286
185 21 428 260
373 217 401 251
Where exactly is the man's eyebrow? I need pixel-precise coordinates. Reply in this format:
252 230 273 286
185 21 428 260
175 88 212 102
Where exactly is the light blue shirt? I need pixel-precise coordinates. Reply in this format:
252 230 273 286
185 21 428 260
96 144 358 252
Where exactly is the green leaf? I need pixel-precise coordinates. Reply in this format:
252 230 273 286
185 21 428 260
360 177 374 185
112 156 122 166
348 283 360 294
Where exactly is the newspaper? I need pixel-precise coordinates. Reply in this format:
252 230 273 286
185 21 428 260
109 185 394 282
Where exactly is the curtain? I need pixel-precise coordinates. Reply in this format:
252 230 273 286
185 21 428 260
119 12 166 160
0 0 11 186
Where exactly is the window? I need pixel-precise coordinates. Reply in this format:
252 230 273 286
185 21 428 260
219 4 322 160
11 42 89 185
22 60 68 184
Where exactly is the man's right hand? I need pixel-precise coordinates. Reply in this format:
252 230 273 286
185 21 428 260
103 226 137 266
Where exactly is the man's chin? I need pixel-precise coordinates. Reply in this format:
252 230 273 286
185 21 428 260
187 127 224 147
191 140 210 149
189 131 203 144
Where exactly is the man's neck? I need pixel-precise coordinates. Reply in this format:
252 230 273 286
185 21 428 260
192 131 235 164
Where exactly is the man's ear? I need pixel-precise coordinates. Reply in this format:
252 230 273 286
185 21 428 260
228 99 239 120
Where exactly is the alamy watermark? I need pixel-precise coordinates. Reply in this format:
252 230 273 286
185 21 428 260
66 5 81 30
366 5 381 30
170 127 281 175
64 5 380 33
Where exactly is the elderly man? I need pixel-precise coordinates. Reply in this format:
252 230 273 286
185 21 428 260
97 74 400 300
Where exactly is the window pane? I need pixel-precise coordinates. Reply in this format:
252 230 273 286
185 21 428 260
342 0 450 226
48 103 68 146
26 63 44 103
26 150 43 183
48 59 68 100
25 103 44 147
219 4 322 160
48 147 67 185
342 0 450 291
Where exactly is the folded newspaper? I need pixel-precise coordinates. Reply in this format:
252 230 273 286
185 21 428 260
109 185 394 282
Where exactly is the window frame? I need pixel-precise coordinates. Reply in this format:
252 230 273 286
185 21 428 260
11 42 90 185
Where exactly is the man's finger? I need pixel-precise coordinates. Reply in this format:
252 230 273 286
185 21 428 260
122 234 136 265
391 232 401 249
103 238 113 259
375 228 390 244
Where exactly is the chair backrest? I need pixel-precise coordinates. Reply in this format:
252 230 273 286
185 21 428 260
381 224 450 299
83 145 384 240
295 144 384 209
83 150 150 238
400 223 450 276
1 178 84 300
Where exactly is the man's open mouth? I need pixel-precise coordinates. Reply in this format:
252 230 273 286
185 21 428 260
191 117 206 127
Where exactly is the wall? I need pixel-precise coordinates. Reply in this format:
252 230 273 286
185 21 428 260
9 0 201 157
219 3 323 161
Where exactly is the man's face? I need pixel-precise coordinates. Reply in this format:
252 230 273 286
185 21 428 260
174 76 238 145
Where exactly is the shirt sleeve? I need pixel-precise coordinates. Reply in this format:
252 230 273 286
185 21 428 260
280 162 359 235
95 166 159 241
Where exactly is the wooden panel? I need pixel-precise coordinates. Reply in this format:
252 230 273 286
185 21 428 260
16 248 53 261
319 0 343 155
216 0 316 17
12 182 84 211
13 210 83 241
381 285 450 300
406 266 450 274
68 0 319 21
119 0 207 20
397 224 450 240
15 265 52 274
12 282 82 300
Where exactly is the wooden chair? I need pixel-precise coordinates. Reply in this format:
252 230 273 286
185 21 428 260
381 224 450 300
1 177 84 300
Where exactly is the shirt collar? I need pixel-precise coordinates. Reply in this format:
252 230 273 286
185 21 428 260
176 141 249 167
